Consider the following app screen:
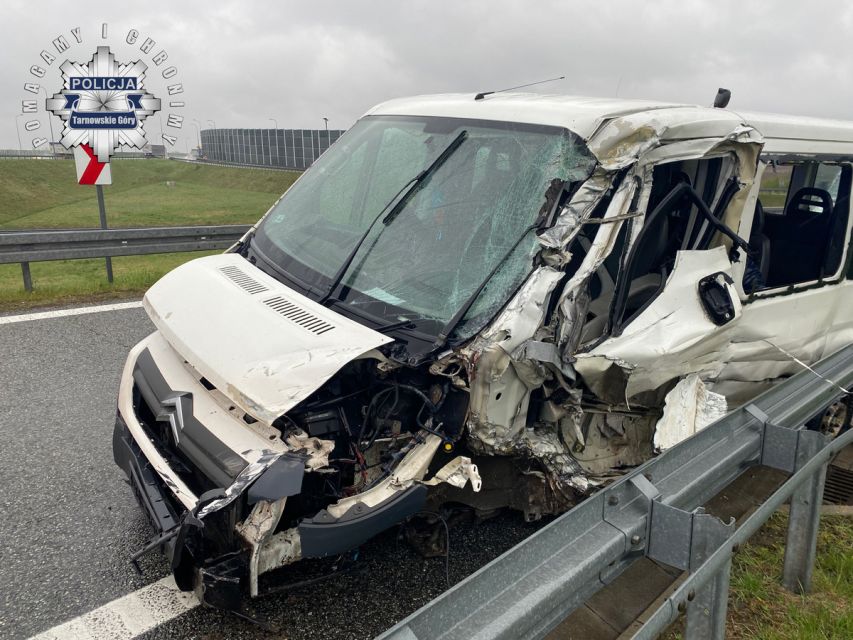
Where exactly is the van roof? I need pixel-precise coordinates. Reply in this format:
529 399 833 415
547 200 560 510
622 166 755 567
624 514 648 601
366 93 853 155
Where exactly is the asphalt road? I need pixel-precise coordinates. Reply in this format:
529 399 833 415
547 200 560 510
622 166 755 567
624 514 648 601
0 305 543 640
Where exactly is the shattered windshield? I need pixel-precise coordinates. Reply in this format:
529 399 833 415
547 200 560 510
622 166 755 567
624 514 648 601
253 115 594 341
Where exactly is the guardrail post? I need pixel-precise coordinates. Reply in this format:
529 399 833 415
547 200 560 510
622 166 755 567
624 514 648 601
643 499 735 640
21 261 32 292
782 430 829 594
685 513 734 640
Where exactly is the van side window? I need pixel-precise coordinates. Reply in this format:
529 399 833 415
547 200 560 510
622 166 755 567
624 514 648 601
746 161 851 291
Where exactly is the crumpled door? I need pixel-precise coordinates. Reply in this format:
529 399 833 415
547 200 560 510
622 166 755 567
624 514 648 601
574 245 743 402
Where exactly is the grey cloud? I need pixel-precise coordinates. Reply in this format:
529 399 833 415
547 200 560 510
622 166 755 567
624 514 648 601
2 0 853 150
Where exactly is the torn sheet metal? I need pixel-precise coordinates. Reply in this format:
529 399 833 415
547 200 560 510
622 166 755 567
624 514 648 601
237 498 287 597
475 266 565 354
556 168 643 345
538 169 612 250
516 426 592 494
512 339 576 382
423 457 483 491
463 268 568 460
322 435 480 519
588 108 754 170
565 410 655 476
574 246 740 400
653 374 728 450
196 450 283 519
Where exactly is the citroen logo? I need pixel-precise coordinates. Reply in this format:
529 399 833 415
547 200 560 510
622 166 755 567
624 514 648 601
161 393 192 445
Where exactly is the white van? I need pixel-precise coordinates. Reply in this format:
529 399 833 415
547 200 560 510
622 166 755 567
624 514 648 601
113 93 853 607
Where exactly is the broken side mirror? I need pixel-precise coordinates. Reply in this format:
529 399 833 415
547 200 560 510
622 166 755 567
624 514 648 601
698 272 736 325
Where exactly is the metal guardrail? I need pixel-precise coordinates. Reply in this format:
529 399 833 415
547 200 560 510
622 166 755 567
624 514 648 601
378 344 853 640
0 225 251 291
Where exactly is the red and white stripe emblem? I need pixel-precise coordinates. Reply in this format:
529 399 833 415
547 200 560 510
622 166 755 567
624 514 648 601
73 144 112 185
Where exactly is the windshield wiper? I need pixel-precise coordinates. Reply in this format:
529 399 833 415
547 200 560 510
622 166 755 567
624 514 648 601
319 130 468 305
433 223 537 350
376 318 417 333
380 130 468 226
235 228 256 256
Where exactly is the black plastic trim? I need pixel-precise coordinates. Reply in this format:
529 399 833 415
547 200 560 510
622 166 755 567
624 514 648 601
299 484 428 558
133 348 246 488
247 454 305 504
112 413 182 562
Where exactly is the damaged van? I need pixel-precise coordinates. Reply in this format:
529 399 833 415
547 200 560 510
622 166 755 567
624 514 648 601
113 93 853 609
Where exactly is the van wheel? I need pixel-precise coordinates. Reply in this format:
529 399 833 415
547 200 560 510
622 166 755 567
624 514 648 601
806 396 853 438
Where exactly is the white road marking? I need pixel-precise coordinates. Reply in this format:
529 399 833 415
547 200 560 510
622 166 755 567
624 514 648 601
28 576 200 640
0 300 142 325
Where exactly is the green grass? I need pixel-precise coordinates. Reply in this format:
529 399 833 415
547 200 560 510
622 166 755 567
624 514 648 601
667 513 853 639
0 251 219 311
0 158 300 310
758 164 792 209
6 181 278 229
726 513 853 639
0 158 299 229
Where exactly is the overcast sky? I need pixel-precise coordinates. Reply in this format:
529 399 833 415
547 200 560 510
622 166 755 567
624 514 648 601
4 0 853 151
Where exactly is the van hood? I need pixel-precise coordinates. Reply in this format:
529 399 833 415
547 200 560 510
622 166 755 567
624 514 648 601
142 253 393 424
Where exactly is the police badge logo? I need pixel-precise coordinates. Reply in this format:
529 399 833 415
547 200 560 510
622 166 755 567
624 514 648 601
46 45 161 163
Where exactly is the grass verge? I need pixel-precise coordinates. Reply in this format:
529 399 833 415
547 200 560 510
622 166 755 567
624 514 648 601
0 251 217 312
0 158 299 228
0 158 300 311
727 513 852 639
667 513 853 639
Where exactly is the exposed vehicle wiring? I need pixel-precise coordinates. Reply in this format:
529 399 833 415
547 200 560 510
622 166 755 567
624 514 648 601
416 510 452 588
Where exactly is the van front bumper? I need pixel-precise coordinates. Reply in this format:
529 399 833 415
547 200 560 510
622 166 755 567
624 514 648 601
112 332 281 608
112 411 249 610
113 411 181 559
113 332 433 607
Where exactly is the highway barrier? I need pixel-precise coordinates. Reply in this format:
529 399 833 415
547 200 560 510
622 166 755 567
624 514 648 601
378 345 853 640
0 225 251 291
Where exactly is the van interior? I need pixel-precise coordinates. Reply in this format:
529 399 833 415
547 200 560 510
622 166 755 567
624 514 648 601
576 157 853 346
751 161 852 290
578 156 744 342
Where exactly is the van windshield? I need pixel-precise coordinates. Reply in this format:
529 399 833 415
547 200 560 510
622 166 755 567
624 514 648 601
252 115 595 342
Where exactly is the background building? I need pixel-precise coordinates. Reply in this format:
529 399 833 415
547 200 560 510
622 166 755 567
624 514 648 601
200 128 345 170
144 144 167 158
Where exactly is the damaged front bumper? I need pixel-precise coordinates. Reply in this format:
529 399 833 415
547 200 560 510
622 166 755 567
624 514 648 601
114 402 433 609
115 412 415 610
113 414 248 609
113 333 477 609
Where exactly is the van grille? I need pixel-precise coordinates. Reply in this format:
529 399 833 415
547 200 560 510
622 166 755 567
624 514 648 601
262 296 335 335
218 265 269 295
